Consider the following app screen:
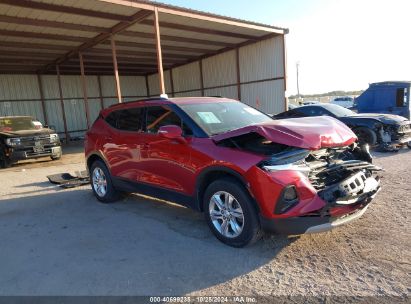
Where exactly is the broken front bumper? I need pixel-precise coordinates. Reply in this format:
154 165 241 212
260 174 381 235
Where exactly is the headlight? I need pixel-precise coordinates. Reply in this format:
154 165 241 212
259 149 310 175
262 162 310 174
5 138 21 146
50 133 59 142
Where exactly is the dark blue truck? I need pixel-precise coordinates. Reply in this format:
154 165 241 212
356 81 410 119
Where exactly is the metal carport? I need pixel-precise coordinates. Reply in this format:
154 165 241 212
0 0 288 140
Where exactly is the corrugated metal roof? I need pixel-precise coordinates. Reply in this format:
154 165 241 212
0 0 287 76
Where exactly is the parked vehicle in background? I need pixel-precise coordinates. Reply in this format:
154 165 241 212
85 97 381 247
301 100 319 105
356 81 411 119
331 96 355 108
273 103 411 151
0 116 62 168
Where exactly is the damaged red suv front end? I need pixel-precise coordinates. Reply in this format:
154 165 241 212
213 115 381 235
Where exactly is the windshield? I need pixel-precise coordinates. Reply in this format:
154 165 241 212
178 101 273 135
0 117 36 132
324 104 355 117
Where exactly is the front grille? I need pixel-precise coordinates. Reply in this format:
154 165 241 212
19 135 52 146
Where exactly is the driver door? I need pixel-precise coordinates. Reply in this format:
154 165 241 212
135 105 194 195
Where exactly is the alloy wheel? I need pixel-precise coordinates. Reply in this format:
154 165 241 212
92 167 107 197
209 191 244 238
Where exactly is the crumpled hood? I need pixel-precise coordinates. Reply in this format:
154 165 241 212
350 113 408 125
212 116 357 150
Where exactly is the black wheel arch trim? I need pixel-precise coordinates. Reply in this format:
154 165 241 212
195 165 259 213
86 151 110 172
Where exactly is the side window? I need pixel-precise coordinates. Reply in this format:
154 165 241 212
145 106 193 136
105 112 117 128
105 107 144 131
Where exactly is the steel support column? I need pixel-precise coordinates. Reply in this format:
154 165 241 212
199 60 204 96
56 65 69 142
79 52 91 128
97 75 105 109
235 48 241 100
145 75 150 97
111 36 122 103
282 34 288 111
154 7 165 95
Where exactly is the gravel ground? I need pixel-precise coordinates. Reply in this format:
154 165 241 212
0 143 409 298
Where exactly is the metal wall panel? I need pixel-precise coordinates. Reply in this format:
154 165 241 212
44 100 64 134
100 76 117 97
148 70 172 96
88 99 102 123
204 86 238 100
202 50 237 88
173 90 202 97
240 79 285 114
63 99 87 132
103 98 118 108
61 76 83 98
0 75 40 101
120 76 147 97
42 75 60 99
239 36 284 82
172 62 201 93
0 101 44 122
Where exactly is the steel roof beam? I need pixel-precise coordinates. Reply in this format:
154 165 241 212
0 15 110 33
140 19 257 40
0 0 131 21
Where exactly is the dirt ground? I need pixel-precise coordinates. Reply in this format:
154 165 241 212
0 143 409 298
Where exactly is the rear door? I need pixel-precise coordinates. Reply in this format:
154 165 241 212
102 106 145 181
136 105 195 195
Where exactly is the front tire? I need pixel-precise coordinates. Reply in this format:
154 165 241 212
51 149 62 160
407 142 411 149
354 127 378 146
0 148 11 169
203 178 262 247
90 160 123 203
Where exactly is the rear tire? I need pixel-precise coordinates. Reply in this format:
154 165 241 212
203 178 262 247
354 127 377 146
407 142 411 149
90 160 123 203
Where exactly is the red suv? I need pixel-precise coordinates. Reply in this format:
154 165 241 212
85 97 381 247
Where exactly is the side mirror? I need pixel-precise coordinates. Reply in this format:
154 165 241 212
158 125 185 142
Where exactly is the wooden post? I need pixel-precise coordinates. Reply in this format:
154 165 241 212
154 7 165 95
111 36 122 103
97 75 105 109
36 73 48 125
236 48 241 100
56 65 69 142
79 52 91 129
199 60 204 96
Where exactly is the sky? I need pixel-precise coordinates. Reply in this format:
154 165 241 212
158 0 411 96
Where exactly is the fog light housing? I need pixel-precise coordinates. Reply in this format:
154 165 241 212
275 185 299 214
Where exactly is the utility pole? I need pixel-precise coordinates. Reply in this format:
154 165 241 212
296 61 300 99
